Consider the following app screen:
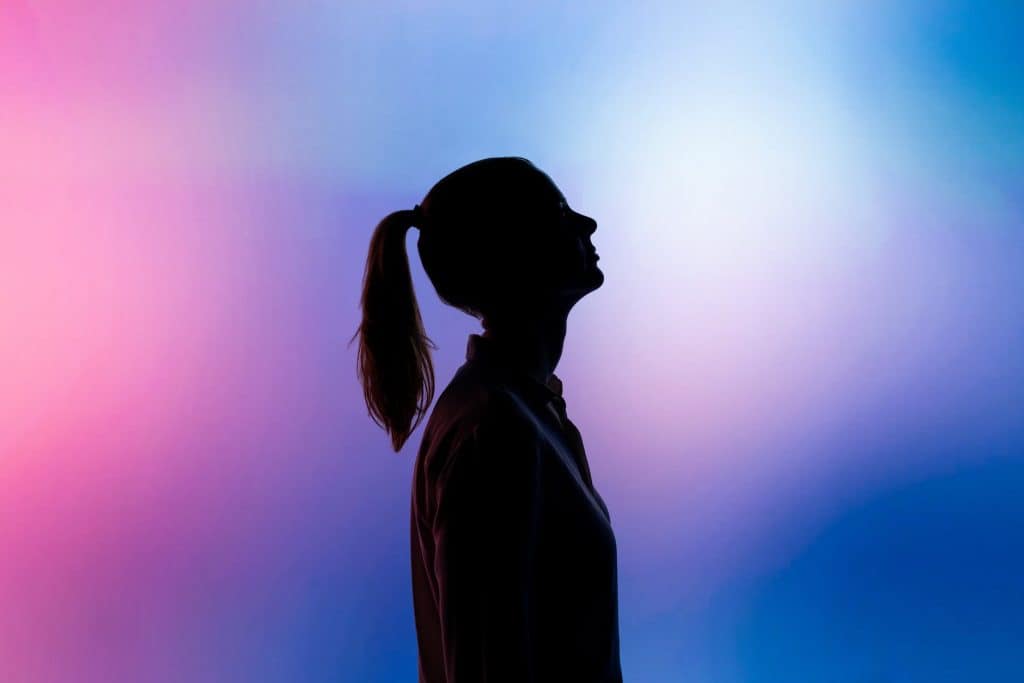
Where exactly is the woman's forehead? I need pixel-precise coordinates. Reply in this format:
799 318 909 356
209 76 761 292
514 166 563 204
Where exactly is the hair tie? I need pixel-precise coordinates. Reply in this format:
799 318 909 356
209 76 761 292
412 204 427 229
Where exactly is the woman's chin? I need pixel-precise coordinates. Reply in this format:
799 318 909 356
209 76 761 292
577 265 605 294
556 264 604 305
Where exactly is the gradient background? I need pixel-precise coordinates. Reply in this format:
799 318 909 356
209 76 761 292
3 2 1023 681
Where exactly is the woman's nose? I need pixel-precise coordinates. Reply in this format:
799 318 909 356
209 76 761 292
577 213 597 235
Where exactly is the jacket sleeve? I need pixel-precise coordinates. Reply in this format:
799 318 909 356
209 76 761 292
431 396 543 682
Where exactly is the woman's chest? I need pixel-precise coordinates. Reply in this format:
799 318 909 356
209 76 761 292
535 450 617 588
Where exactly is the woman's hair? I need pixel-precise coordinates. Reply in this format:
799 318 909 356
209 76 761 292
352 208 437 452
353 156 536 452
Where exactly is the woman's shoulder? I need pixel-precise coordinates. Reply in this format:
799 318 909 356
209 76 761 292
418 364 536 480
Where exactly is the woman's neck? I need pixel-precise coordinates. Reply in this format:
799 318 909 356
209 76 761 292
481 309 568 386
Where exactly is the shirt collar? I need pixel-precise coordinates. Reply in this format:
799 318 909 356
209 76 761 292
465 333 564 406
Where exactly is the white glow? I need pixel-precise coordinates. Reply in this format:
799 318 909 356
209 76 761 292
568 6 883 467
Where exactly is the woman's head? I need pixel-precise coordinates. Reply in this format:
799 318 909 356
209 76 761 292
418 157 602 320
354 156 602 451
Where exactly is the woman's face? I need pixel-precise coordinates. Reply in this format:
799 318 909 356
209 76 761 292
516 167 604 307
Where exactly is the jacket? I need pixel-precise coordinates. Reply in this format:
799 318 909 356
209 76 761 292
410 333 623 682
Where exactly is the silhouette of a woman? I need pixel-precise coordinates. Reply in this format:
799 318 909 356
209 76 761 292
355 157 622 682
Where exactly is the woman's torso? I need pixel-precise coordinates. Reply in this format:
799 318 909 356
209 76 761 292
410 334 622 682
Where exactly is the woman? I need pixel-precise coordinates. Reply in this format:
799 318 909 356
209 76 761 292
355 157 622 682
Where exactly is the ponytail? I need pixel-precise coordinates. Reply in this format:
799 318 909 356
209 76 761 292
353 209 437 452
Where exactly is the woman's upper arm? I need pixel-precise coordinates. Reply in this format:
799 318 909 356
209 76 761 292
431 396 542 682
